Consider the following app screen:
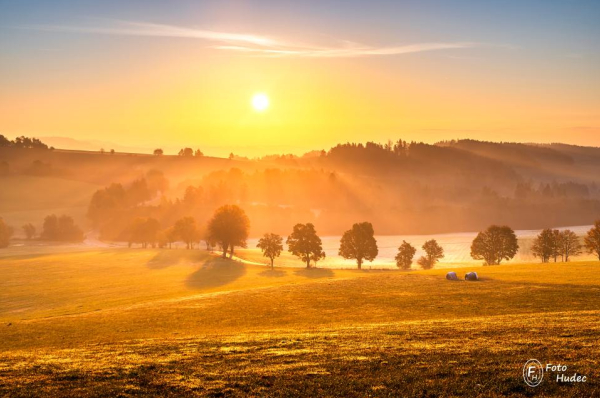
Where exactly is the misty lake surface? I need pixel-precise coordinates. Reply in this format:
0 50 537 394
248 225 594 269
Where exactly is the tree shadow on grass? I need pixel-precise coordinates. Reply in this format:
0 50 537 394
293 268 334 279
185 257 246 290
147 250 208 269
258 269 287 278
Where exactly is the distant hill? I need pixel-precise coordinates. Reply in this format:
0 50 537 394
2 138 600 236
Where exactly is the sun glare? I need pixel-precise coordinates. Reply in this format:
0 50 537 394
251 93 269 112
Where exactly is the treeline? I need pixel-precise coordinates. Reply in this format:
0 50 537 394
0 135 50 149
121 205 600 270
0 214 84 247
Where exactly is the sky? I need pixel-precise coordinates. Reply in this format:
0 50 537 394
1 0 599 156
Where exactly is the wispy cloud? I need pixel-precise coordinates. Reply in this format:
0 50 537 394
20 19 479 58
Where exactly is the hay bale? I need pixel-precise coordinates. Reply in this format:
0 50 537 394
446 271 459 281
465 272 479 281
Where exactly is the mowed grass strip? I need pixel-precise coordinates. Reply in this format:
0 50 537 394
1 311 598 397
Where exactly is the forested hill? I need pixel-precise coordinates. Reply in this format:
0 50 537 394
2 136 600 236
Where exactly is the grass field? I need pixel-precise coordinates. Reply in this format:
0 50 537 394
1 247 599 396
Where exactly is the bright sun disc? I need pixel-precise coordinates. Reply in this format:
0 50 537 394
251 93 269 112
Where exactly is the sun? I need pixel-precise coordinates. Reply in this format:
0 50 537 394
251 93 269 112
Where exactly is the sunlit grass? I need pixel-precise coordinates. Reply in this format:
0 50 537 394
1 246 599 396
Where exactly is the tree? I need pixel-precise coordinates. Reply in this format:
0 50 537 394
22 223 36 240
40 214 84 242
0 218 14 248
207 205 250 258
338 222 378 269
417 239 444 269
173 217 200 249
531 228 555 263
195 149 204 157
558 229 582 262
0 135 10 147
128 217 160 248
310 249 326 268
551 229 563 262
178 148 194 157
153 148 164 156
164 226 177 249
395 240 416 270
146 169 169 194
257 233 283 269
470 225 519 265
584 220 600 261
286 223 325 268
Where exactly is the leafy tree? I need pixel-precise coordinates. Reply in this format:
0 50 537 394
558 229 582 262
153 148 164 156
257 233 283 269
584 220 600 261
22 223 36 240
470 225 519 265
173 217 200 249
395 240 416 270
178 148 194 157
87 183 127 227
286 223 325 268
146 169 169 194
126 178 152 206
551 229 563 262
207 205 250 258
531 228 555 263
417 239 444 269
165 226 178 249
127 217 160 248
0 218 14 248
0 135 10 147
310 249 326 268
195 149 204 157
338 222 378 269
41 214 84 242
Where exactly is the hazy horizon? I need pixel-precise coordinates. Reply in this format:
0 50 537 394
1 0 599 156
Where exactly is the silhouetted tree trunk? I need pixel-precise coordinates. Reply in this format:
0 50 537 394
271 258 274 270
221 242 228 258
357 258 362 270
